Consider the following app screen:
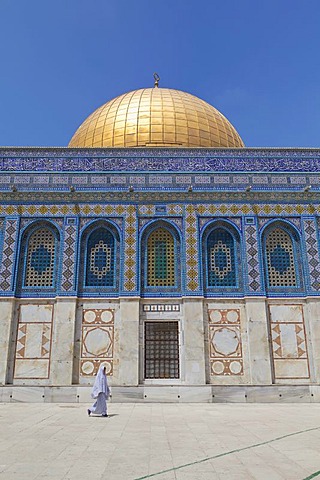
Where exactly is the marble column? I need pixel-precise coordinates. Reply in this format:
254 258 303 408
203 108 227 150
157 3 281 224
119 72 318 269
0 299 15 384
183 298 206 384
50 298 77 385
245 298 273 384
117 298 140 385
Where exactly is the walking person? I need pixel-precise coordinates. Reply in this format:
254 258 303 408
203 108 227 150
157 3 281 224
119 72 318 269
87 365 110 417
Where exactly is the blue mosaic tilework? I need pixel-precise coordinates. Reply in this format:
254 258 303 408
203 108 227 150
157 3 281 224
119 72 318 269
61 220 78 292
13 176 30 184
71 176 88 185
265 228 297 288
168 205 183 215
214 176 230 184
233 176 249 184
33 176 49 184
303 218 320 291
14 221 60 295
259 217 302 233
85 228 115 287
1 147 320 173
30 245 51 274
244 222 263 293
139 218 151 232
310 177 320 185
261 222 305 294
0 218 19 292
207 229 236 287
2 171 320 192
290 176 307 184
228 217 242 231
194 176 211 184
185 205 200 293
252 176 268 184
147 231 174 286
0 176 11 184
176 176 191 184
129 176 145 184
139 205 155 215
141 221 181 295
139 217 182 234
91 176 108 185
199 217 241 233
123 205 138 293
271 177 287 184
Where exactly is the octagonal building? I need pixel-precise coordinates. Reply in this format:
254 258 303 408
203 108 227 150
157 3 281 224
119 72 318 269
0 82 319 403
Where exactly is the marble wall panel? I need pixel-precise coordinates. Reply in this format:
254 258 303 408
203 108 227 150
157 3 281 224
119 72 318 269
208 309 243 376
20 304 53 323
14 359 49 379
80 308 115 376
183 299 206 384
13 304 53 380
269 304 310 381
0 300 15 384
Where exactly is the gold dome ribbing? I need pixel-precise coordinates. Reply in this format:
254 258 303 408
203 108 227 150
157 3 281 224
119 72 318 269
68 88 244 148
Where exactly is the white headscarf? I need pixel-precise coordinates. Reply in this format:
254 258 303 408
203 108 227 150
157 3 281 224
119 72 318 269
91 365 109 399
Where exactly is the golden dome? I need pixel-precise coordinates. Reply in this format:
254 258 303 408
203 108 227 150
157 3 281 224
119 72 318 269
68 88 244 148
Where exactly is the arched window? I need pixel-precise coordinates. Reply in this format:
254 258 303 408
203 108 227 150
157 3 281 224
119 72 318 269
265 227 297 288
147 228 175 287
19 223 59 293
85 227 115 287
206 228 236 287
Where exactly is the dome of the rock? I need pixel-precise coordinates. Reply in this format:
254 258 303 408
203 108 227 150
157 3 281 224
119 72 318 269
68 87 244 148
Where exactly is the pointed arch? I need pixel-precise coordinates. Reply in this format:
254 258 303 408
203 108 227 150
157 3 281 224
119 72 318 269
78 220 120 295
140 220 181 295
261 220 303 292
17 220 60 294
202 220 242 294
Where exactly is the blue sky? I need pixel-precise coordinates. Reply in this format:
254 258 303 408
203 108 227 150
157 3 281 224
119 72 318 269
0 0 320 148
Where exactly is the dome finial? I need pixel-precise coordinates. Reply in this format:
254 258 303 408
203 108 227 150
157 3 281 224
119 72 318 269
153 72 160 88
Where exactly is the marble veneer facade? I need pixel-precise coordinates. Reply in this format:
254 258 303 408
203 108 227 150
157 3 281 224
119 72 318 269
0 147 320 402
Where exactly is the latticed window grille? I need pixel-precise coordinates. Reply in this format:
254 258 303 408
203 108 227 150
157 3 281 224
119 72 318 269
147 228 175 287
144 322 179 379
85 228 115 287
24 228 56 287
207 229 236 287
266 228 297 287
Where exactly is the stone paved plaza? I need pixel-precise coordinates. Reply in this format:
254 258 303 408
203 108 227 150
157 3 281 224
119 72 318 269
0 403 320 480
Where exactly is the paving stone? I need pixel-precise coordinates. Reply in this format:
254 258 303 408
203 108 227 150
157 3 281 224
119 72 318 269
0 403 319 480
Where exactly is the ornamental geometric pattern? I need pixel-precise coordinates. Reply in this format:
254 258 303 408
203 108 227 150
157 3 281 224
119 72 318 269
80 309 114 377
303 218 320 291
147 228 175 287
185 205 200 291
0 218 19 291
269 304 310 380
85 228 114 286
1 199 320 297
123 205 137 292
0 202 320 218
207 230 236 287
244 224 262 292
208 309 243 376
266 228 296 287
2 147 320 172
61 223 77 292
14 304 53 380
24 229 55 287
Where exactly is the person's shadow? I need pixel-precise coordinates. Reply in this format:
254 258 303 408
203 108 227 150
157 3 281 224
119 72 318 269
89 414 118 418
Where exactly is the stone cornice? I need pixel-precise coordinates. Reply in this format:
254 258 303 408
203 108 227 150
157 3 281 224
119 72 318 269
0 190 319 203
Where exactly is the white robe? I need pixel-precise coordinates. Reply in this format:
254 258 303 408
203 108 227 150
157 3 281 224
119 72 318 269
89 366 110 415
